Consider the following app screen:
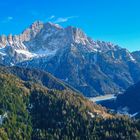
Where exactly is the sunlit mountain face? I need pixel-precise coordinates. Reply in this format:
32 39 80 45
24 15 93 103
0 21 140 97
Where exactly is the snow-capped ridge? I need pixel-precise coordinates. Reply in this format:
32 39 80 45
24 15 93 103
0 20 137 66
0 20 123 53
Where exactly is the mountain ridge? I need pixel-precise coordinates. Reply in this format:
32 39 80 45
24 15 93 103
0 21 140 96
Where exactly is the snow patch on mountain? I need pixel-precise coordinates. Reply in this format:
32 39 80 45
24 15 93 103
34 48 58 57
0 47 6 56
15 49 35 58
129 53 136 61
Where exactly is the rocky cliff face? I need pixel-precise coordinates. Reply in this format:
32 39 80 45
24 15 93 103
0 21 140 96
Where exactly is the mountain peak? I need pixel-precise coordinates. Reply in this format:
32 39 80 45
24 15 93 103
0 21 140 97
21 21 44 41
65 26 89 45
30 20 43 27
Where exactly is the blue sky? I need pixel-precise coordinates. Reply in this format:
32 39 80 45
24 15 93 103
0 0 140 51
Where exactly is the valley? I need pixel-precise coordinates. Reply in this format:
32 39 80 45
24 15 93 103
89 94 116 103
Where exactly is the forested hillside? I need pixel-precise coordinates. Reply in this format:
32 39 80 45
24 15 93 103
0 71 140 140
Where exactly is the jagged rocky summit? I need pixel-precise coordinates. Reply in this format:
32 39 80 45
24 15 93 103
0 21 140 97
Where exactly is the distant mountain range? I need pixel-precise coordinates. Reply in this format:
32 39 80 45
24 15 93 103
0 21 140 97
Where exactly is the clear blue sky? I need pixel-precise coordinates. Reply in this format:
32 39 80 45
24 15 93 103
0 0 140 51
